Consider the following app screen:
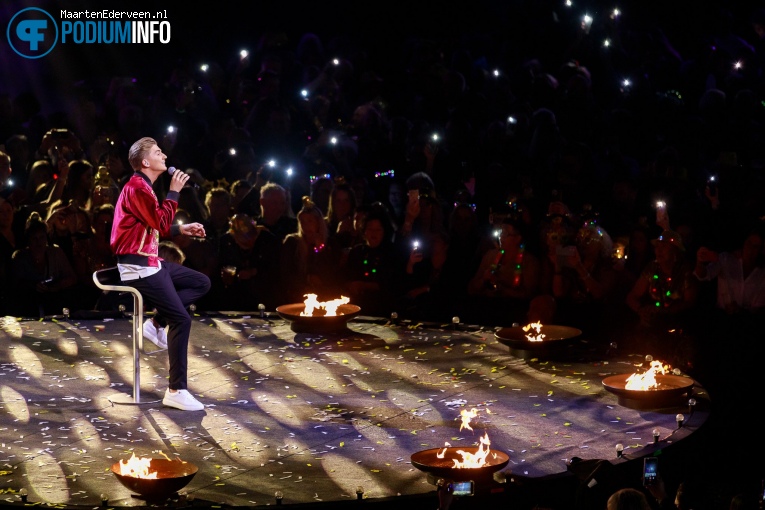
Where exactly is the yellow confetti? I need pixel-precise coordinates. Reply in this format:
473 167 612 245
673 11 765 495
339 442 344 447
564 422 571 427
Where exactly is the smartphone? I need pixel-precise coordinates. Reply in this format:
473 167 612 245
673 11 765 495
643 457 658 486
655 201 668 227
707 175 717 195
448 480 474 496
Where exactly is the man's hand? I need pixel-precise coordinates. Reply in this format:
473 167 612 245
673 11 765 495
180 222 206 237
169 168 191 192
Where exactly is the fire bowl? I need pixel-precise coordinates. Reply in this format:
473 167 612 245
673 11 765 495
276 303 361 333
410 447 509 481
495 325 582 359
111 459 198 500
602 373 695 409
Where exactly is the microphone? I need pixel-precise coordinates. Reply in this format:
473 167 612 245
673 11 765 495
167 166 199 189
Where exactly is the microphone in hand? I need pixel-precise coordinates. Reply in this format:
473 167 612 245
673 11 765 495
167 166 200 189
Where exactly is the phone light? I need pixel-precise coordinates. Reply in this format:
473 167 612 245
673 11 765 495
611 8 621 19
167 125 175 133
492 68 501 77
300 89 309 99
239 49 248 59
582 14 593 32
228 148 236 156
285 167 293 177
507 115 517 124
622 78 632 88
6 178 13 187
199 63 209 73
655 201 665 208
734 60 743 70
332 58 340 66
413 241 420 250
431 133 440 143
330 136 338 145
708 175 716 182
565 0 572 5
603 39 611 48
267 159 277 168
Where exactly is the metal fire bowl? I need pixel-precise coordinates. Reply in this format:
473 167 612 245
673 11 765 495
410 447 509 481
602 373 695 409
495 325 582 358
276 303 361 333
111 459 198 499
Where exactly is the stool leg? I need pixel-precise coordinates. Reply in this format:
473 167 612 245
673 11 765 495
132 293 141 404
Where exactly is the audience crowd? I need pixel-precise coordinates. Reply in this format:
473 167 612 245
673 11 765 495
0 2 764 507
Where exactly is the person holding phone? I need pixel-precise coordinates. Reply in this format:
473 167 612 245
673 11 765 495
548 223 619 342
111 137 211 411
466 216 541 324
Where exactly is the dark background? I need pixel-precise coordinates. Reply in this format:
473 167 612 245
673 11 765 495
1 0 762 115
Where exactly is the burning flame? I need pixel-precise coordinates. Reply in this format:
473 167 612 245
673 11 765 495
436 408 496 469
522 321 545 342
301 294 350 316
624 360 668 390
459 408 479 431
118 453 158 479
453 432 492 468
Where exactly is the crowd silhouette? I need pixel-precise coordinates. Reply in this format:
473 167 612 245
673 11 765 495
0 1 764 506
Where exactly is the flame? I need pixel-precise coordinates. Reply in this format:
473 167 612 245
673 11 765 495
118 453 158 479
459 408 479 431
624 360 668 390
301 294 350 316
453 432 492 468
522 321 545 342
450 408 493 468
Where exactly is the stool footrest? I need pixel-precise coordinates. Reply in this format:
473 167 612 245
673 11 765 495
93 267 146 405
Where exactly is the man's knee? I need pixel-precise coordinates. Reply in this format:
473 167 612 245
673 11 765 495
200 274 211 294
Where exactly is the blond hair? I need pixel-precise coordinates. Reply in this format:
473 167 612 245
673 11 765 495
128 137 157 171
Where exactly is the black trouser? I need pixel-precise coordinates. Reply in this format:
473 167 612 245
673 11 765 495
124 262 210 390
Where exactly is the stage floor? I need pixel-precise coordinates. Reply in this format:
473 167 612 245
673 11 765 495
0 313 710 508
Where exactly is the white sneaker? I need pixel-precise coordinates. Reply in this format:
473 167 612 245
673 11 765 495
143 319 167 350
163 389 204 411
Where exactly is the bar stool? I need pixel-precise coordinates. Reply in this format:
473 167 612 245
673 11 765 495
93 267 160 405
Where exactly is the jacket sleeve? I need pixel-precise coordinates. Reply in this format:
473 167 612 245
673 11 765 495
126 183 178 238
